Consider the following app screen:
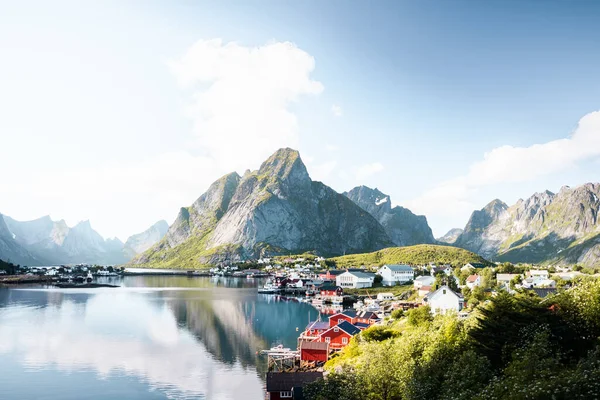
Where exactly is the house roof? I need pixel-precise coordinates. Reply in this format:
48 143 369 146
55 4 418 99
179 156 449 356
466 274 479 283
266 372 323 392
335 320 361 336
497 273 521 281
343 271 376 279
319 285 342 291
354 321 371 329
355 311 380 320
465 263 485 268
329 310 357 320
420 285 432 291
323 270 345 276
382 264 413 272
530 288 557 298
305 321 329 331
415 275 434 282
300 341 329 351
426 285 463 300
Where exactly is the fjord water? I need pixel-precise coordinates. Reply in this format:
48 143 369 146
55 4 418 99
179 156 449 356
0 276 320 400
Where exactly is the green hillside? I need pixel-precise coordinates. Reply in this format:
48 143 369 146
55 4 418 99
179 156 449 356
329 244 491 268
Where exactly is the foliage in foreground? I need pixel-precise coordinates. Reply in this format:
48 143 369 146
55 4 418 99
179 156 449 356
304 280 600 400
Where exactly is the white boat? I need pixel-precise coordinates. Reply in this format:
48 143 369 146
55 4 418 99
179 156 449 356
258 279 281 294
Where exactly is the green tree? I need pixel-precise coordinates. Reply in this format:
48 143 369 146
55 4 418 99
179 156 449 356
407 305 432 326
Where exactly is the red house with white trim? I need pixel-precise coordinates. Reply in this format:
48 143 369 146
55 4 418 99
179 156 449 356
312 320 361 350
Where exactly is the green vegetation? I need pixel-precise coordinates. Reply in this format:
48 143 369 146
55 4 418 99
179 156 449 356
0 259 18 274
343 284 413 297
304 280 600 400
329 244 491 268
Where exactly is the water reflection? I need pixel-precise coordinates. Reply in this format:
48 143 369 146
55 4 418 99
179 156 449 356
0 276 320 400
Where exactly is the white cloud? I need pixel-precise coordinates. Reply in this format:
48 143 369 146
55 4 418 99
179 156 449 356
331 104 343 117
1 39 324 240
355 162 384 181
169 38 323 172
406 110 600 223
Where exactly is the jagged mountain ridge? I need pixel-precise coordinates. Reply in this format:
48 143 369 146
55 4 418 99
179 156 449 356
131 148 394 268
437 228 464 244
343 185 436 246
0 213 45 266
123 220 169 259
454 183 600 266
1 215 169 265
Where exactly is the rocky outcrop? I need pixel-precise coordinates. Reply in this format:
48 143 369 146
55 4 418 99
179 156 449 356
437 228 463 244
132 148 393 268
123 220 169 259
454 183 600 266
343 185 436 246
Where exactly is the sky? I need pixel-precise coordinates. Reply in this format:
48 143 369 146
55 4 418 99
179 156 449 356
1 0 600 241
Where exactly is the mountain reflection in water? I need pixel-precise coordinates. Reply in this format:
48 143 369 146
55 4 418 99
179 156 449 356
0 276 320 400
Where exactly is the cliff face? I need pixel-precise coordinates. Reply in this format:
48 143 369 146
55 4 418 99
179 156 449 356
454 183 600 266
343 185 436 246
0 213 45 266
123 220 169 259
132 148 393 268
437 228 463 244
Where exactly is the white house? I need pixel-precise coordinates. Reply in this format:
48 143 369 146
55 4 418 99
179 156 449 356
424 285 464 314
376 292 394 301
465 274 481 289
522 277 556 289
413 275 435 289
430 265 453 277
527 270 549 279
496 273 522 288
336 271 375 289
377 264 414 286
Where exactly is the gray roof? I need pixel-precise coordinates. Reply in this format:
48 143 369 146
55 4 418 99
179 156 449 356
383 264 414 272
344 271 376 279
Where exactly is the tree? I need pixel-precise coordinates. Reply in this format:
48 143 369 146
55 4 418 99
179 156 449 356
407 305 432 326
373 274 383 287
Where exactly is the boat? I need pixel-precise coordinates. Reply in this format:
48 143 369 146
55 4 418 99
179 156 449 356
86 272 93 283
258 279 281 294
55 283 119 289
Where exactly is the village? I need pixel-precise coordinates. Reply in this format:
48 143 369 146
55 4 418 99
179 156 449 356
254 257 600 400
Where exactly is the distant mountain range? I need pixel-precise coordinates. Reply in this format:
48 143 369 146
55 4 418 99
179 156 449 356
0 214 168 266
3 148 599 268
453 183 600 266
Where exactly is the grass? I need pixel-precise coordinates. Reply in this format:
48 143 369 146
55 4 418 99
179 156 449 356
343 284 414 297
329 244 491 268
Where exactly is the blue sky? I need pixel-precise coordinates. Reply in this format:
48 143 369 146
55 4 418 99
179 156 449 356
1 0 600 240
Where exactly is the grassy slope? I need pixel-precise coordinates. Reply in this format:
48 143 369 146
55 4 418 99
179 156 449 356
329 244 491 268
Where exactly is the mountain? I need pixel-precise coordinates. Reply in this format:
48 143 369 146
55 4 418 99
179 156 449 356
123 220 169 259
454 183 600 266
2 216 127 265
131 148 393 268
343 185 436 246
0 213 45 266
437 228 463 244
329 244 491 268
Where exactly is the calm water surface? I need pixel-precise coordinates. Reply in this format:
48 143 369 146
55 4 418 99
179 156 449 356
0 275 320 400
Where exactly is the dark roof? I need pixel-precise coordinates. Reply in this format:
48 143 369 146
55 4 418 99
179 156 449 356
300 341 329 351
336 320 361 336
355 311 380 320
266 372 323 392
530 288 558 298
323 270 345 276
305 321 329 331
319 285 342 291
466 263 485 268
354 322 371 328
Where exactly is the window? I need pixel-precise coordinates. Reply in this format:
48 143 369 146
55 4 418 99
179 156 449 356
443 289 447 294
342 337 348 344
334 327 339 332
338 319 344 324
325 337 331 343
280 391 293 398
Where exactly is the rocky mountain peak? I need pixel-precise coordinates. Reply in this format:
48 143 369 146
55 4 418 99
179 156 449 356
258 148 309 183
483 199 509 216
343 185 435 246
